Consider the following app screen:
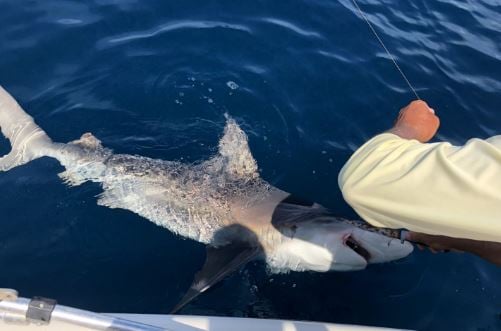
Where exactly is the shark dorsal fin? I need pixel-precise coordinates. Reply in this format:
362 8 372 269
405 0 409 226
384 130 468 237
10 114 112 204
171 241 259 313
217 116 259 180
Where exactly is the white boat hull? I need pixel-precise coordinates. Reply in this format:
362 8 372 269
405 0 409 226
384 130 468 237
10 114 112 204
0 296 409 331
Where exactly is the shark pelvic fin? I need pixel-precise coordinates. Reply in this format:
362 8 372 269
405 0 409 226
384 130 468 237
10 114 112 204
171 241 259 314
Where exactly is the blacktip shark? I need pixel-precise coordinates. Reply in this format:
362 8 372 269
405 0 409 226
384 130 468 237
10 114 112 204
0 86 413 312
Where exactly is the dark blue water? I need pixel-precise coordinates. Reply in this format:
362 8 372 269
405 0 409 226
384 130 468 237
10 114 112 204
0 1 500 330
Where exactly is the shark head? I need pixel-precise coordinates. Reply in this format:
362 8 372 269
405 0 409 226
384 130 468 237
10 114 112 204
267 203 414 272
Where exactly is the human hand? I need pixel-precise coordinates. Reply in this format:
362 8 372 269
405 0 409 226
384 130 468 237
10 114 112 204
405 231 501 266
404 231 460 253
389 100 440 143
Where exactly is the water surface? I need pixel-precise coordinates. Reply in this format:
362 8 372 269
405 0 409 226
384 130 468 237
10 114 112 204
0 1 500 330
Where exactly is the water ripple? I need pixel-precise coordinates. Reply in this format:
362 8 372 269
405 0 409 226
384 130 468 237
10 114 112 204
259 17 323 39
98 20 252 48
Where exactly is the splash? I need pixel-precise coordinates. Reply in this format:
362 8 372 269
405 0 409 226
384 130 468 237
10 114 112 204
226 81 239 90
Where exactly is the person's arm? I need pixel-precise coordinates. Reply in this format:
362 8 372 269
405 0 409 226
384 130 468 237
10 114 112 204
406 231 501 266
393 103 501 265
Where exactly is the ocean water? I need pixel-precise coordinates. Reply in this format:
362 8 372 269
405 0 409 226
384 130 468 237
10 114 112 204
0 1 500 330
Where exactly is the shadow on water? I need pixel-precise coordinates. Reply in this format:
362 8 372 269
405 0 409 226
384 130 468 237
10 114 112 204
171 224 264 314
168 222 330 331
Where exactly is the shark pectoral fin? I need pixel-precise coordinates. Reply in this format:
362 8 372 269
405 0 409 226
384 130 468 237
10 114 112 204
171 242 260 314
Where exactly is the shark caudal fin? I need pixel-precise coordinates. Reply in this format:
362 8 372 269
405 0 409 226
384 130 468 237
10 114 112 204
0 86 54 171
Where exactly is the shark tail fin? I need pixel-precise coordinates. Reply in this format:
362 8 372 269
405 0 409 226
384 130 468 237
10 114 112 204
0 86 54 171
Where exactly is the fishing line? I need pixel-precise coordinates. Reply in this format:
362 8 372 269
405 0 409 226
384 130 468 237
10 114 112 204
350 0 421 100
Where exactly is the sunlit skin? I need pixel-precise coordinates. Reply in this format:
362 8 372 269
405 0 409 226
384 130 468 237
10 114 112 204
388 100 440 143
390 100 501 266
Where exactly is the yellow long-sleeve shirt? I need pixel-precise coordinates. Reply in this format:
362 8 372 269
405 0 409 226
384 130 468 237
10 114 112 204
338 133 501 243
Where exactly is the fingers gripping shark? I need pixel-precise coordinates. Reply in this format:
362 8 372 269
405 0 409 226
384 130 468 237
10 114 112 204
0 86 413 312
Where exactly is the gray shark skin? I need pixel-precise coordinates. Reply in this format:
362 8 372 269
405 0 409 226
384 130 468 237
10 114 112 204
0 86 413 312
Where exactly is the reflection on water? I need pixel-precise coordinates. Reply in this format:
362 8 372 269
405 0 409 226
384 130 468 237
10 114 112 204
0 1 500 330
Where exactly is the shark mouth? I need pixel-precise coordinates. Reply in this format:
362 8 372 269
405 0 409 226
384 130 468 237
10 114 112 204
345 235 372 262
